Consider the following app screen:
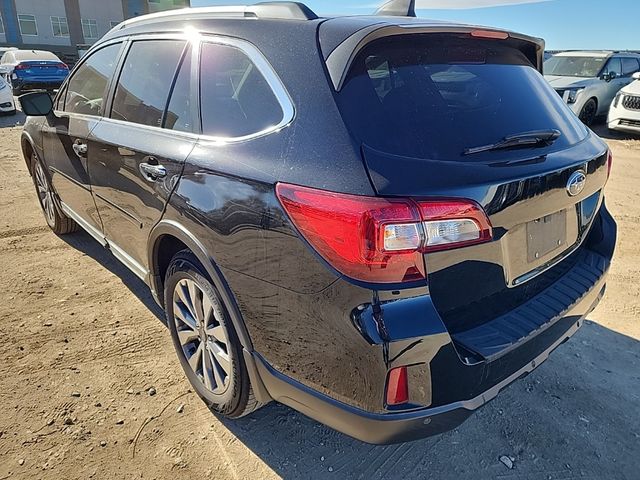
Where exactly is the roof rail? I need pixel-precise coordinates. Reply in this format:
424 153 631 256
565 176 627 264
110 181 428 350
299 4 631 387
252 2 318 20
375 0 416 17
116 1 317 30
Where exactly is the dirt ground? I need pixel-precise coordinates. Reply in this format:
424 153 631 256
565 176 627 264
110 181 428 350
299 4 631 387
0 109 638 480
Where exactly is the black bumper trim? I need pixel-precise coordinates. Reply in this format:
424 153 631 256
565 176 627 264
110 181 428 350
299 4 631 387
452 249 607 361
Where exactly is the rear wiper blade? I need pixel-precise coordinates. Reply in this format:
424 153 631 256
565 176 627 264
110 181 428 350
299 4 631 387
463 129 562 156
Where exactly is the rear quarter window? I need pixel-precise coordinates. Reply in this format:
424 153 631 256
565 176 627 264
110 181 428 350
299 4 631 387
337 34 589 162
199 42 284 138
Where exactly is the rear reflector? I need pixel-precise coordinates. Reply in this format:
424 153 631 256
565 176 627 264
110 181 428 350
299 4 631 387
606 149 613 180
386 367 409 406
470 29 509 40
276 183 492 284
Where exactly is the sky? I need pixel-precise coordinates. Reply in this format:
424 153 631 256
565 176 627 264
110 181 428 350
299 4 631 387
190 0 640 50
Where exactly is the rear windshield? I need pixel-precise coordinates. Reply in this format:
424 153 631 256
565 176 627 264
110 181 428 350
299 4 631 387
13 50 59 62
337 34 588 162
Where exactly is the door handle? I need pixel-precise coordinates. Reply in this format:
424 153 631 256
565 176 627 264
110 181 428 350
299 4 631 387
139 162 167 182
72 141 87 158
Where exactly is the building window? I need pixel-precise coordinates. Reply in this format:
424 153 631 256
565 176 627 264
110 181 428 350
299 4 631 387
18 14 38 36
81 19 98 39
51 16 69 37
0 15 5 35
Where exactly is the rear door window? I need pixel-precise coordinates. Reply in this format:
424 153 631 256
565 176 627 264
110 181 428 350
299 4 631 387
603 57 622 76
64 43 122 116
110 40 186 128
337 34 588 162
622 58 640 77
164 48 193 132
199 42 283 138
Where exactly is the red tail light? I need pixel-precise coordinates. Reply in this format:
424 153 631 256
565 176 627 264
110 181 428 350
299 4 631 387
56 62 69 70
386 367 409 406
275 183 492 284
14 63 28 70
606 149 613 180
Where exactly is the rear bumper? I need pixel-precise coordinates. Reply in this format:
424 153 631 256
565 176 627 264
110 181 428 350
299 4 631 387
13 78 64 91
252 276 605 444
249 205 615 444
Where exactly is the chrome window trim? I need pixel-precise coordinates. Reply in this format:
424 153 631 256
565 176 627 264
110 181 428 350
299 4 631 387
54 32 295 144
195 34 296 144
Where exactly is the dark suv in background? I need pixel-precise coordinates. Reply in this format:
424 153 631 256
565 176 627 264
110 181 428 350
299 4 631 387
19 1 616 444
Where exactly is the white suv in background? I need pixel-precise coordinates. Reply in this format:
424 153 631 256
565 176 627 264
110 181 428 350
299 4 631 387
608 72 640 135
544 51 640 125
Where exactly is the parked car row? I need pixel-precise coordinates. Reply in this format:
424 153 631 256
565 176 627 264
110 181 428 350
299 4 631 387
0 75 16 115
544 50 640 127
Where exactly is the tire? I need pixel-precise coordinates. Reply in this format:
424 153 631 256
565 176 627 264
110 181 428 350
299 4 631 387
164 250 262 418
579 98 598 126
30 153 78 234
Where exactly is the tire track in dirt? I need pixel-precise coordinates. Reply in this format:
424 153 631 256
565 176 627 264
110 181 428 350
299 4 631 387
0 225 49 239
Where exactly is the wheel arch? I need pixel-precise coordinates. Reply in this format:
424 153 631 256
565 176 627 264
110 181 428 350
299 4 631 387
20 132 37 175
148 220 254 351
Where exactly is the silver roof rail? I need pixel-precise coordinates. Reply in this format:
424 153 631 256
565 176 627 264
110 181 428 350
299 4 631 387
115 2 317 31
375 0 416 17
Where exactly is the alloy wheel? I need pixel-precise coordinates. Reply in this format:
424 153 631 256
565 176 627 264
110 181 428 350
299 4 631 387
34 161 56 226
579 100 597 126
172 278 231 395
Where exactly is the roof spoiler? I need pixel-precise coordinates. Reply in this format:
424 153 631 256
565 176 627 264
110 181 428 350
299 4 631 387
375 0 416 17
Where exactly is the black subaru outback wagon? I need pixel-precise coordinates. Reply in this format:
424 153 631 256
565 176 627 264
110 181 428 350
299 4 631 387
19 0 616 444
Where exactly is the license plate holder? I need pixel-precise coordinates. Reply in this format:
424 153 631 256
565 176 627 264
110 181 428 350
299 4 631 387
526 210 567 263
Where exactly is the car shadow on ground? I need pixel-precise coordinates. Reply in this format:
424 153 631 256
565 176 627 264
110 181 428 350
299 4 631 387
59 229 165 323
215 322 640 479
0 109 25 128
591 120 640 141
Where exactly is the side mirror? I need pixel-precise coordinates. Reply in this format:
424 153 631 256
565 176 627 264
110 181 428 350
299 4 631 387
602 71 617 82
633 72 640 80
19 91 53 116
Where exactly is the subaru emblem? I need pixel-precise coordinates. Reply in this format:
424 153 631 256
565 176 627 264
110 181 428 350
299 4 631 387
566 171 586 197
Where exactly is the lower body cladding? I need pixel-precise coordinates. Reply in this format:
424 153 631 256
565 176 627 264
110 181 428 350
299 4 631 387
238 205 616 444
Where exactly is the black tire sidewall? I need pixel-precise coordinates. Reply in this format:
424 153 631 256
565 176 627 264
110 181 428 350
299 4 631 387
30 154 63 231
164 251 249 417
580 99 597 126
